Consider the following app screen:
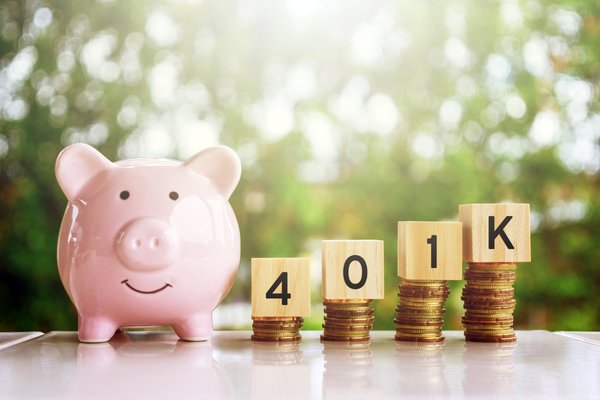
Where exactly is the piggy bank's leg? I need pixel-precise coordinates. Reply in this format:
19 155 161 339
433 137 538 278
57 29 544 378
173 313 212 341
78 315 118 343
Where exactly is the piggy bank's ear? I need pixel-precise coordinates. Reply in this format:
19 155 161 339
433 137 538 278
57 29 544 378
184 146 241 199
55 143 112 201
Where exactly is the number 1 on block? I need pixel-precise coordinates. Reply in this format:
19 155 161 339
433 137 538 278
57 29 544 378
251 258 311 317
398 221 462 281
426 235 438 269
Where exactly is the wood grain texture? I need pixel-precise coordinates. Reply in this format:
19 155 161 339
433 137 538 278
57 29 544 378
321 240 384 300
397 221 463 280
251 258 311 317
459 203 531 263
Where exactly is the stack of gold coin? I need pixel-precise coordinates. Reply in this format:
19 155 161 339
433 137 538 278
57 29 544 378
321 299 373 342
394 279 449 342
251 316 303 342
462 262 517 342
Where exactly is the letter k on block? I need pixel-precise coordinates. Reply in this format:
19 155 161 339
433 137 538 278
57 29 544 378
459 204 531 263
488 216 515 250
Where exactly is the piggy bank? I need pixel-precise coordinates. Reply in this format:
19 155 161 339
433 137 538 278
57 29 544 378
55 143 241 343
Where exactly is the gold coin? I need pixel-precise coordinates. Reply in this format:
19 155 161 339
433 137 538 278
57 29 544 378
463 287 514 293
465 333 516 338
465 270 516 276
464 277 515 283
324 316 374 324
395 330 444 337
395 327 442 333
252 325 301 330
323 304 371 308
324 307 372 312
252 328 302 334
395 320 443 326
467 262 516 270
395 333 443 340
252 324 301 330
465 315 514 320
401 280 447 285
462 317 513 323
400 282 448 288
323 324 373 329
465 330 514 336
398 298 446 304
398 296 447 302
397 306 445 312
252 325 303 332
397 311 445 316
399 295 446 300
399 289 449 294
252 336 301 342
465 285 514 290
325 313 374 320
321 335 370 342
324 318 373 324
462 298 516 304
463 321 514 326
462 291 514 297
398 305 446 311
397 305 445 311
251 331 301 336
324 308 373 315
323 328 372 336
395 312 444 318
464 325 514 331
394 320 443 326
465 331 516 338
395 336 444 343
399 289 447 294
395 327 442 334
464 277 516 284
324 298 371 304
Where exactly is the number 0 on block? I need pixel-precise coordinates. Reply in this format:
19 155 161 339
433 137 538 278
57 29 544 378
251 258 311 317
322 240 384 300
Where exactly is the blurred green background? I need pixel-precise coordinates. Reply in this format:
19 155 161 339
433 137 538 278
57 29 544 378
1 0 599 332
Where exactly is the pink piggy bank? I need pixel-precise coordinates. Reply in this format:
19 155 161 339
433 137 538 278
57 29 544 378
55 143 241 343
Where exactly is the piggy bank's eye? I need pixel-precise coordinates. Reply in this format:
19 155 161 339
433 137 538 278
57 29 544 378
169 191 179 201
120 191 130 200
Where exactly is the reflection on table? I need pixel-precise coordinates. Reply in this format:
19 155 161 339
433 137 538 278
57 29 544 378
394 340 449 396
322 340 376 399
0 331 232 399
0 331 599 399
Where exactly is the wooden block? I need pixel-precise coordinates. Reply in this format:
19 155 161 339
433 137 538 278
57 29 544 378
397 221 463 280
459 203 531 263
251 258 311 317
321 240 384 300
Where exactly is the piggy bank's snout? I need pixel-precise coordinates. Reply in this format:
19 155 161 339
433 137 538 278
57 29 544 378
116 218 180 271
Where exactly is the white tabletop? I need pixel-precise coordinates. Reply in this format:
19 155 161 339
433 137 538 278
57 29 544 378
555 331 600 346
0 332 43 351
0 330 599 399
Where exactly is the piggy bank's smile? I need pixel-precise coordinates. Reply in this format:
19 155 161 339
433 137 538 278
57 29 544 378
121 279 172 294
